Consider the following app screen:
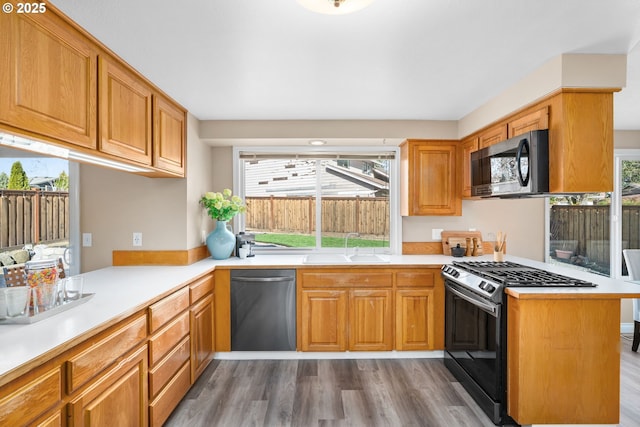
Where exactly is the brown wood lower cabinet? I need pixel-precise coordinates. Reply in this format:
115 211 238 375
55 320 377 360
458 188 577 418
507 296 620 425
34 411 63 427
0 273 218 427
395 289 435 350
190 293 215 381
0 366 62 427
149 361 191 427
349 289 393 351
298 267 444 352
300 289 348 351
68 345 148 427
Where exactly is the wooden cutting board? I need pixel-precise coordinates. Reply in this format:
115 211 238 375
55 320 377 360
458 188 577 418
441 230 484 256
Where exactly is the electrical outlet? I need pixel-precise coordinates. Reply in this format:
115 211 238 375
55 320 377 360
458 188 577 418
132 232 142 247
432 228 443 240
82 233 92 247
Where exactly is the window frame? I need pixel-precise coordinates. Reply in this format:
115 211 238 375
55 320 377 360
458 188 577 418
233 146 401 255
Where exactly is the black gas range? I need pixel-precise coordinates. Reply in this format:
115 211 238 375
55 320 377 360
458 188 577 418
441 260 596 304
440 261 596 426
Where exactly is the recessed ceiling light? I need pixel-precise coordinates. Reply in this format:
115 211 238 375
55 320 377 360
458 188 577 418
309 140 327 146
296 0 375 15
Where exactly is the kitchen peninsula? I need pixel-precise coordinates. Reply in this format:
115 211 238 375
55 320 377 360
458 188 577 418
0 254 638 427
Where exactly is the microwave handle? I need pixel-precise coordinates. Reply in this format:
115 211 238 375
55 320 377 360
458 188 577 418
516 139 530 186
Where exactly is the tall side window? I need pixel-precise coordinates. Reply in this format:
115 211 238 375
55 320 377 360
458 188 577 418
615 152 640 277
234 148 399 253
546 149 640 277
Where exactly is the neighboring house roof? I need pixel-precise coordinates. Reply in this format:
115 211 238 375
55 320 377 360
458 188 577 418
245 159 388 197
623 183 640 196
29 176 57 190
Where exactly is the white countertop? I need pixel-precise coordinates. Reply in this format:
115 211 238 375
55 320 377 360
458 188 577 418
1 253 639 383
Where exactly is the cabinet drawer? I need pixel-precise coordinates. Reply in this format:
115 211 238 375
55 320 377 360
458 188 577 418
189 273 214 304
0 367 61 427
149 310 190 367
149 361 191 427
148 287 189 333
34 410 63 427
68 345 148 427
299 270 393 288
66 313 147 393
149 336 190 399
396 270 435 288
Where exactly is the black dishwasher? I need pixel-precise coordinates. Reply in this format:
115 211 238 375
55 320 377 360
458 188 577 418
230 269 296 351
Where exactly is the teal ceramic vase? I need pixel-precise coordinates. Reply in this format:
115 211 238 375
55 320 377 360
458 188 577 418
206 220 235 259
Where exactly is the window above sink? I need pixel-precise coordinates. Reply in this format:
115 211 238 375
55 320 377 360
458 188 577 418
233 146 401 255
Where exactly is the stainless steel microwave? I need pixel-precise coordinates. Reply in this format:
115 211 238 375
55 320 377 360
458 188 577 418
471 129 549 197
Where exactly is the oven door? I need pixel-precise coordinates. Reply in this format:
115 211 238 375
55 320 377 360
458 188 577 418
444 280 505 424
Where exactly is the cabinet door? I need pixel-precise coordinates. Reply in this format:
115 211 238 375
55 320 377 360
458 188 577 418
460 136 478 198
300 290 348 351
395 289 435 350
403 141 461 216
98 55 152 165
190 294 215 382
153 94 186 176
349 289 393 351
508 106 549 138
68 345 148 427
478 124 507 149
0 8 97 148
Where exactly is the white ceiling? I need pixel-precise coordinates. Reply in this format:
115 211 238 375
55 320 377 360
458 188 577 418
50 0 640 130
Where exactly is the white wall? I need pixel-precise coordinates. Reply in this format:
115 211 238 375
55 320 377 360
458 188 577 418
80 114 212 272
403 198 546 260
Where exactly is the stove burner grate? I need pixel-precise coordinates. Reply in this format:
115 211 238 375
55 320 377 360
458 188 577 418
452 261 596 287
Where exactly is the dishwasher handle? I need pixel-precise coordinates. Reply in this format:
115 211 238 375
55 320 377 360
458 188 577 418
232 276 293 283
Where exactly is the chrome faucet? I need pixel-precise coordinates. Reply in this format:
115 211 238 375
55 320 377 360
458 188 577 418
345 232 360 256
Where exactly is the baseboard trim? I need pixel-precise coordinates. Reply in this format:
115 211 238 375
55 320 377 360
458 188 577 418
214 351 444 360
621 322 635 334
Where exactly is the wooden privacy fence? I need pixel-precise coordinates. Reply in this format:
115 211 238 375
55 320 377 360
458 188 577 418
0 190 69 249
245 196 390 237
550 204 640 266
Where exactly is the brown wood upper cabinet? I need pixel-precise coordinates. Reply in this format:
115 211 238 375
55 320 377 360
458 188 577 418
400 140 461 216
0 2 186 177
460 136 479 198
478 123 507 149
153 95 187 176
0 7 98 149
98 55 153 166
507 106 549 138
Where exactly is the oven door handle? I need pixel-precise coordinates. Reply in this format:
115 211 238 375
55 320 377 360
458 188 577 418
446 284 498 316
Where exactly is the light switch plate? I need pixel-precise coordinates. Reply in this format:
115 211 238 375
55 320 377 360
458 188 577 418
432 228 443 240
82 233 92 247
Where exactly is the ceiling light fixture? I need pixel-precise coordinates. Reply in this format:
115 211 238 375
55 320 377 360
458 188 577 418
296 0 375 15
309 140 327 146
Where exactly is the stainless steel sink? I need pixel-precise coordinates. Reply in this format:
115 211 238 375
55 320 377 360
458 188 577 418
302 254 351 264
302 253 390 264
348 254 390 263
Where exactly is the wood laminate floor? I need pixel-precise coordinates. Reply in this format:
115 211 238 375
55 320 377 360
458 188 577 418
166 336 640 427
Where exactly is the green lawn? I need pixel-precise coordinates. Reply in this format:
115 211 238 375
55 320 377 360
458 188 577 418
255 233 388 248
